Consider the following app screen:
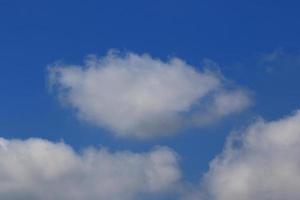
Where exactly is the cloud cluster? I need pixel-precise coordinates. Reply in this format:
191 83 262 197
48 51 251 138
0 138 180 200
187 110 300 200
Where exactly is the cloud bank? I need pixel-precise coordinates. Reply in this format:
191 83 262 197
0 138 180 200
187 110 300 200
48 51 251 138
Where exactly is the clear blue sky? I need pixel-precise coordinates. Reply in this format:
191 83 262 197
0 0 300 195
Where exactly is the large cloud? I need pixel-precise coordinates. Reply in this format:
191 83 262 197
0 138 180 200
187 110 300 200
48 51 251 138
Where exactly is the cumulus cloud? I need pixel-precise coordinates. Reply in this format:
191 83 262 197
48 51 251 138
0 138 180 200
187 110 300 200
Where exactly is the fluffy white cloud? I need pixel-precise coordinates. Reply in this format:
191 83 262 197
188 110 300 200
48 51 251 138
0 138 180 200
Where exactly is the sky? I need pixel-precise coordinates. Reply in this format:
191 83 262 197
0 0 300 199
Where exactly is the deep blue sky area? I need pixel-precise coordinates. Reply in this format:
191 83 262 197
0 0 300 182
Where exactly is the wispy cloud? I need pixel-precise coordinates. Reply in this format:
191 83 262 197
260 49 300 74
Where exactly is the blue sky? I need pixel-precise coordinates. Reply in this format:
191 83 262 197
1 1 300 199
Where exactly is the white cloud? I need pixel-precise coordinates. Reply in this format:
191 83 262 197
0 138 180 200
187 110 300 200
48 51 251 138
